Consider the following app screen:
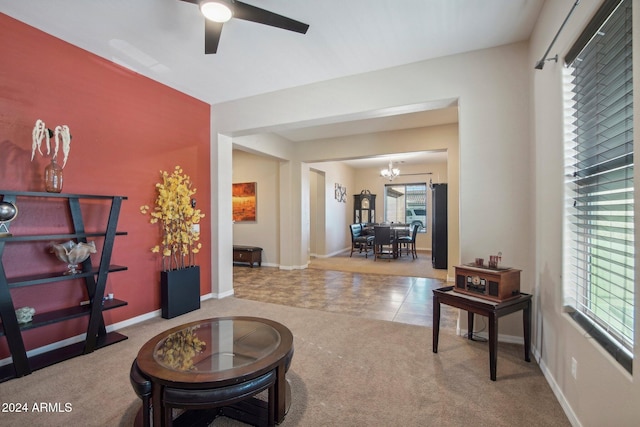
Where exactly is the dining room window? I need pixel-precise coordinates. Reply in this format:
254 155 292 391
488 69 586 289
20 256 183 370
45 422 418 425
383 183 427 231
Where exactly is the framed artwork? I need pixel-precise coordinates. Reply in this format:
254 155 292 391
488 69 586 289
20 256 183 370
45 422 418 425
334 183 347 203
232 182 257 222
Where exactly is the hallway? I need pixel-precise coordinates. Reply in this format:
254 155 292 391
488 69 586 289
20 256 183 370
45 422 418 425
233 264 459 330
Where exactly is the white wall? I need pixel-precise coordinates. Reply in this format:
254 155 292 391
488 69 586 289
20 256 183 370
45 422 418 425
234 136 450 262
214 40 530 333
232 150 280 265
229 133 307 269
354 160 449 252
233 123 456 272
309 170 320 256
217 46 528 274
306 161 356 256
530 0 640 425
209 3 640 423
301 123 457 276
234 146 449 262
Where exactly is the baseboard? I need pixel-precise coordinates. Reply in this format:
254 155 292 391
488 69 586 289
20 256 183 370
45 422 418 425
323 247 351 258
214 289 234 299
533 346 581 427
278 263 309 270
445 330 581 427
315 247 432 259
0 294 581 427
0 293 224 368
0 334 87 367
454 328 528 345
234 261 306 270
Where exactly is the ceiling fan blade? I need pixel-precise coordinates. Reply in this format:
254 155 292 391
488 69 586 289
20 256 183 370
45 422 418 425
204 19 223 54
233 1 309 34
178 0 199 4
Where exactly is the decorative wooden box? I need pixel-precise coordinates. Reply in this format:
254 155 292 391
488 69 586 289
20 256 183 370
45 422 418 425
454 264 521 302
233 245 262 268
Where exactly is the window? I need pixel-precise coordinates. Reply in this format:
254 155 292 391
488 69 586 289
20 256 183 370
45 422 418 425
384 183 427 231
563 0 634 372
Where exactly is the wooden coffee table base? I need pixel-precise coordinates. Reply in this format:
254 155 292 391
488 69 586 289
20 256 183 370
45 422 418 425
169 398 271 427
134 396 273 427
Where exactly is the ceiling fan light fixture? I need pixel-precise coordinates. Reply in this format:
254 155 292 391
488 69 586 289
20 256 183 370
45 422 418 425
200 0 233 23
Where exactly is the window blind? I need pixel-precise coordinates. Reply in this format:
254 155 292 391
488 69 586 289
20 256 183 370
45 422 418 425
563 0 634 371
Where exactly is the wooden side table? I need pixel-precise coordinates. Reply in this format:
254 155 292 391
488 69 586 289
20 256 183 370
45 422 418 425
432 286 532 381
233 245 263 267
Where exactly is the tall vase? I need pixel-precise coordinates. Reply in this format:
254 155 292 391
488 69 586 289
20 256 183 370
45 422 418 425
44 158 64 193
161 266 201 319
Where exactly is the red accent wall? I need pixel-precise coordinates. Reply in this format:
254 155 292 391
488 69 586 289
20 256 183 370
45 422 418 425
0 14 212 357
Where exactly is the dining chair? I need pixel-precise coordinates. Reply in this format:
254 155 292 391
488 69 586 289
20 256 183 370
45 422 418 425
349 223 374 257
397 224 419 259
373 226 395 261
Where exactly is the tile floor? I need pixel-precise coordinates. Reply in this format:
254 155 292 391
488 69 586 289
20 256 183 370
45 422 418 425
233 265 459 330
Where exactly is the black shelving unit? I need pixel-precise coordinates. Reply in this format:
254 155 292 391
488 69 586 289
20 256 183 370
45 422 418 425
0 190 128 382
431 184 448 269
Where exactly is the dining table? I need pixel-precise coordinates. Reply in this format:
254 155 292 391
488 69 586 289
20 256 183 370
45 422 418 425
364 223 410 235
364 224 411 258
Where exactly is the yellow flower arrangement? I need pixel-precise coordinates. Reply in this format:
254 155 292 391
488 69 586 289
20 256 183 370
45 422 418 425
140 166 205 271
155 326 206 371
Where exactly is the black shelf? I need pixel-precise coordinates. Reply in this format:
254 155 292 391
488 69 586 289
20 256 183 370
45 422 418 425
7 265 127 288
0 190 128 382
0 298 127 336
0 331 127 382
0 190 128 200
431 184 448 269
0 231 127 243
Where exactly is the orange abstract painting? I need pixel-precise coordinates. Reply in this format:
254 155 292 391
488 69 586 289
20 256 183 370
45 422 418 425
232 182 257 222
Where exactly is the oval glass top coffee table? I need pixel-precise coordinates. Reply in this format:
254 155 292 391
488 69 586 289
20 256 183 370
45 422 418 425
135 316 294 427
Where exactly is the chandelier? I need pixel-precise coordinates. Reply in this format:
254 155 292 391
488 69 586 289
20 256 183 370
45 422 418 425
380 161 400 181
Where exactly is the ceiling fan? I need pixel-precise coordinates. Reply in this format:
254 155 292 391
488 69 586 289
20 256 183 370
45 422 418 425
179 0 310 54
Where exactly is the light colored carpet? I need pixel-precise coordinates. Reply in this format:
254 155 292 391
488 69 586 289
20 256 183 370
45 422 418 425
0 297 569 427
309 249 448 281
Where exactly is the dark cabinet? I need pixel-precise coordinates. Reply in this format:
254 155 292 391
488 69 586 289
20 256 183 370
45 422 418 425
353 192 376 224
0 191 128 382
431 184 448 269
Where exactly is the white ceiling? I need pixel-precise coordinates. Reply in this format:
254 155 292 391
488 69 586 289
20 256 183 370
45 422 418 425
1 0 543 162
339 150 449 169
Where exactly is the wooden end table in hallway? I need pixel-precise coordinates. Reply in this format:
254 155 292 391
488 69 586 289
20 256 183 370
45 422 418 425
432 286 532 381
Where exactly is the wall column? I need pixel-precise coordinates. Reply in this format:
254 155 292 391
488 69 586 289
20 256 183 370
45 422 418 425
279 159 310 269
213 133 234 297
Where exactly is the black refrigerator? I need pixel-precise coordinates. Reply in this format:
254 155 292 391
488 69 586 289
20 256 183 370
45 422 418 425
431 183 448 269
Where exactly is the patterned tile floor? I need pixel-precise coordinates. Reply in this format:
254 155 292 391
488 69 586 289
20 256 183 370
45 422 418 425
233 265 459 330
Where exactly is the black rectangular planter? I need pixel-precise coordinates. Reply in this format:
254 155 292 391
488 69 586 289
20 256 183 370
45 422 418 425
161 266 201 319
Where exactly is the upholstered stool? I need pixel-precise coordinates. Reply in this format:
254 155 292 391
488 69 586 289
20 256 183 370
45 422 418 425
283 347 294 414
129 359 152 427
162 369 276 427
